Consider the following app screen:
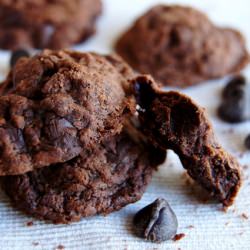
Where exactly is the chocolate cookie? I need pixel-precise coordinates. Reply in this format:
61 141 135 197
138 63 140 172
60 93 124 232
133 75 241 206
0 50 136 175
116 5 249 87
1 126 166 224
0 0 102 50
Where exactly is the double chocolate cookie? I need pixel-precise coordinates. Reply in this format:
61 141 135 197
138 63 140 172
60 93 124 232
0 0 102 50
0 50 135 175
116 5 249 87
2 126 166 224
133 76 241 206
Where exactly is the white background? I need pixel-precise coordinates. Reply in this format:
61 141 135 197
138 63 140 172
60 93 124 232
0 0 250 249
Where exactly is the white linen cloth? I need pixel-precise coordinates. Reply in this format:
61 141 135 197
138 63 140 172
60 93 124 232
0 0 249 249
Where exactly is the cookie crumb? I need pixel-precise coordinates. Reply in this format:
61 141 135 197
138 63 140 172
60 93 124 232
26 221 33 227
243 165 249 170
32 242 39 246
238 152 244 158
186 225 194 229
173 233 185 241
220 206 229 213
56 245 65 250
228 128 234 134
241 213 248 220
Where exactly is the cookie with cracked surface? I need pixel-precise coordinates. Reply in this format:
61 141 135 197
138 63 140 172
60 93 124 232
0 50 136 175
0 0 102 50
1 127 166 224
116 5 249 87
133 75 241 206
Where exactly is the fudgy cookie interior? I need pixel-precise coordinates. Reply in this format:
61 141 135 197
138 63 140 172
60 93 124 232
133 75 241 206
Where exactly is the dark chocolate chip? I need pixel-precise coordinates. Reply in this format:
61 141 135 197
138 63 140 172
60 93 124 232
218 100 246 123
222 75 246 99
133 198 178 243
245 134 250 149
218 75 250 123
134 76 156 111
10 49 30 67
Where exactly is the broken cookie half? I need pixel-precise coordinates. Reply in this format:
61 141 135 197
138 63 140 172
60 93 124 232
133 75 241 206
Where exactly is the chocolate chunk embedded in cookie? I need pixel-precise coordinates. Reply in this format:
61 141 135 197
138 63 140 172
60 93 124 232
1 127 166 224
133 75 241 206
116 5 249 87
10 49 30 67
0 0 102 50
0 50 136 175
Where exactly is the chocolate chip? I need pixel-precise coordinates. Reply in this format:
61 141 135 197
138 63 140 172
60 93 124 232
133 198 178 243
218 100 245 123
218 75 250 123
222 75 246 99
10 49 30 67
245 134 250 149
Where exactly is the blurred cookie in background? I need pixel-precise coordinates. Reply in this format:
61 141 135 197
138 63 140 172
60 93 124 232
0 0 102 50
115 5 249 87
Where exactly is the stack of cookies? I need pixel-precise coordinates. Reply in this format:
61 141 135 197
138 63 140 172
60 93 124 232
0 50 166 223
0 50 241 223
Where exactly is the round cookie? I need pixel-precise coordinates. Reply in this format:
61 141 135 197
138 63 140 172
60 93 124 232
0 0 102 50
1 127 166 224
0 50 136 175
115 5 249 87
